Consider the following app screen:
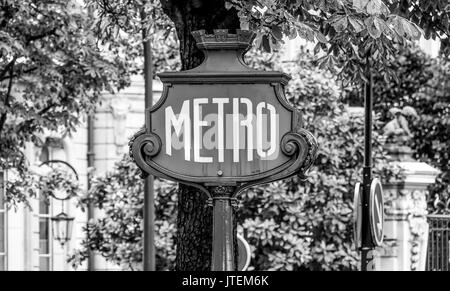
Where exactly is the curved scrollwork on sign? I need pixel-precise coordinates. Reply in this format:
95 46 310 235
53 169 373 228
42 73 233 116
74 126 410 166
129 128 161 179
280 130 317 175
294 128 319 176
281 129 318 174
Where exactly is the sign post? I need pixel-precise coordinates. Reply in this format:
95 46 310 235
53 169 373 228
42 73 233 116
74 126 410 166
359 69 384 271
210 185 237 271
129 29 318 271
140 8 155 271
353 182 362 250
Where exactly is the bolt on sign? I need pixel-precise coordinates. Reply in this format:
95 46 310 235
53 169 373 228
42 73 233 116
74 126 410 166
130 29 317 191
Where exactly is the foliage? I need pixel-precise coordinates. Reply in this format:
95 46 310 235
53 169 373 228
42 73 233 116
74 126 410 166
85 0 173 40
0 0 132 206
227 0 450 84
4 164 39 209
343 46 450 214
344 45 434 117
412 56 450 214
392 0 450 40
68 156 178 270
4 161 81 211
37 162 81 202
86 0 450 84
85 0 181 74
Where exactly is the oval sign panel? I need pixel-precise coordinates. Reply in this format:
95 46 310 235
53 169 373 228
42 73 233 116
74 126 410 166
369 178 384 246
237 234 251 271
130 30 317 191
353 182 362 250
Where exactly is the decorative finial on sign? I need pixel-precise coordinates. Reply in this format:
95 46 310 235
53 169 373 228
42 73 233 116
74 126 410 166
192 29 256 51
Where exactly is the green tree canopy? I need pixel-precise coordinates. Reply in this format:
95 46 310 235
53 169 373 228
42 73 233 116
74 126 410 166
0 0 133 206
88 0 450 82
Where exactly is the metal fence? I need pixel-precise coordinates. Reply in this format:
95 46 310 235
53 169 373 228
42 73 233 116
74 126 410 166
426 215 450 271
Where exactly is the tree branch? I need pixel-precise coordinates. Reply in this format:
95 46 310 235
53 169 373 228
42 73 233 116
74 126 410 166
25 27 58 45
38 103 57 115
0 57 17 81
14 103 58 135
0 57 16 134
0 1 17 29
1 66 38 82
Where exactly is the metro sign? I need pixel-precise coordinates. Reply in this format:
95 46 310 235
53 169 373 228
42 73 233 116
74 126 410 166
130 29 317 190
165 97 280 163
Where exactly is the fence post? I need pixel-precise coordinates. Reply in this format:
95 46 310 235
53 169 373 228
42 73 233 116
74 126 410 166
374 148 439 271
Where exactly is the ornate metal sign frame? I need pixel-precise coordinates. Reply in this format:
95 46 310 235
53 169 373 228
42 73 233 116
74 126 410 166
129 29 318 200
129 29 319 271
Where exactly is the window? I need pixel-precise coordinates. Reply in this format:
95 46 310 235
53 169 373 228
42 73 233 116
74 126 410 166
0 171 6 270
37 145 52 271
38 194 52 271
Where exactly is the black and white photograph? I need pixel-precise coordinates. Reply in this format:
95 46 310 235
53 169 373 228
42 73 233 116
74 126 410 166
0 0 449 279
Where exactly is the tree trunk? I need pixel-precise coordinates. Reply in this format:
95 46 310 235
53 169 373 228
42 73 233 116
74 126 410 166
159 0 240 270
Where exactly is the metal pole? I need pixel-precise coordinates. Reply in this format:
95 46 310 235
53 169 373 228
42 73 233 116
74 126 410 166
141 9 155 271
210 186 237 271
87 114 96 271
361 67 374 271
86 5 96 272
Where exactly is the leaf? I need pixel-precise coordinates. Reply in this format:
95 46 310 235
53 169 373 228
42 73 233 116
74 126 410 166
271 25 283 41
332 16 348 32
262 34 271 53
288 27 297 40
348 17 365 33
353 0 370 11
383 71 390 84
297 25 315 42
389 16 422 40
315 31 328 43
365 17 382 39
254 32 263 49
314 42 321 55
305 27 315 43
388 16 404 36
401 19 422 40
373 17 387 34
366 0 390 16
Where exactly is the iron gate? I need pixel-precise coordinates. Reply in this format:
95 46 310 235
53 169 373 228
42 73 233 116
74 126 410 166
426 215 450 271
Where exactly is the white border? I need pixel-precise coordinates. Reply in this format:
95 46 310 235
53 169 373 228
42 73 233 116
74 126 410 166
369 178 384 246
